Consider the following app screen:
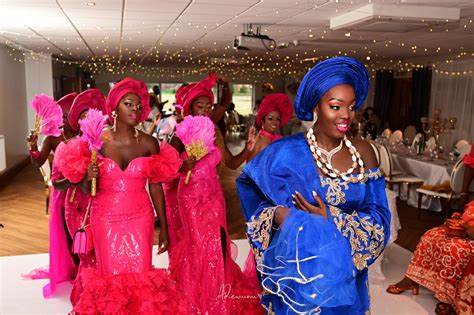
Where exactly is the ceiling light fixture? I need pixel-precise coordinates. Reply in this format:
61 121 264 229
86 2 96 6
345 32 351 37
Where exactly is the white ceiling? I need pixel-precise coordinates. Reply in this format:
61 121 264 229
1 0 473 79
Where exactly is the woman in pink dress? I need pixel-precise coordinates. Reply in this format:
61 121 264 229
66 78 188 314
387 148 474 314
167 75 263 314
56 89 107 305
247 92 293 162
23 93 79 298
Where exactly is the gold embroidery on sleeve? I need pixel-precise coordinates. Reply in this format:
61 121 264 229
246 206 277 264
329 205 385 270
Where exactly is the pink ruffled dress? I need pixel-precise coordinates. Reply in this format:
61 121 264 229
166 144 263 314
63 141 189 314
23 141 76 297
57 137 97 305
65 186 97 306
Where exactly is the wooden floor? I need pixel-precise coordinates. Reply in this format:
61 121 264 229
0 156 444 256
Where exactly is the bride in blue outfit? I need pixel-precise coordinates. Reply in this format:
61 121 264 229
237 57 391 314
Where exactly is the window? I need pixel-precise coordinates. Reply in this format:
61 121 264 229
138 82 254 116
158 83 182 113
145 83 182 114
231 84 253 116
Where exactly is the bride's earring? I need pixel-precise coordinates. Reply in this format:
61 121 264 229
111 111 118 132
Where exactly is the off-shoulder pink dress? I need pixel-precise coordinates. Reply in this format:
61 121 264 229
67 143 189 314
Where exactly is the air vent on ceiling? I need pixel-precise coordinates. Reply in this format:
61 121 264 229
330 4 460 32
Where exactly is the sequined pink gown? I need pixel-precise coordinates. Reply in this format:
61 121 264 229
166 146 263 314
71 145 188 314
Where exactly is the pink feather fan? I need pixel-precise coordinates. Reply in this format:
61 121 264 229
79 108 108 151
175 115 215 184
31 94 63 137
79 108 108 196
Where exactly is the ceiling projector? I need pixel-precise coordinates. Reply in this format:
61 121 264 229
233 33 275 51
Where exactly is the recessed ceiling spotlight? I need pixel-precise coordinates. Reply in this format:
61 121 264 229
366 56 371 61
345 32 351 37
86 2 96 6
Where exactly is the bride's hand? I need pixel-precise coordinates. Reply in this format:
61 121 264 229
292 191 328 220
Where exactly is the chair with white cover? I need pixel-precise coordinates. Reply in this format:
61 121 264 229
382 128 392 138
379 144 424 199
388 130 403 145
454 139 469 150
38 158 52 215
416 159 474 219
369 141 380 167
458 143 472 158
411 133 423 149
403 125 417 144
425 136 436 151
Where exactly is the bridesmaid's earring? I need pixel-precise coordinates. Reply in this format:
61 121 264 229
134 125 139 143
111 111 118 132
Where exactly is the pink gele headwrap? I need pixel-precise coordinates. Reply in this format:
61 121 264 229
68 89 106 132
175 74 216 117
57 92 78 112
256 92 293 127
106 77 150 125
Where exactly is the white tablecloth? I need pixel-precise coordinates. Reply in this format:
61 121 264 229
391 153 452 211
369 188 401 281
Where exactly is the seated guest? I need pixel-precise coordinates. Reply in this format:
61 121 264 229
387 148 474 315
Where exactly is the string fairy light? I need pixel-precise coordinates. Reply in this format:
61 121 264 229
1 1 473 81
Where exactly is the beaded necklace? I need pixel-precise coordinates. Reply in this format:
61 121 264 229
306 128 365 183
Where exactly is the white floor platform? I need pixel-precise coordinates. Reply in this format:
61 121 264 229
0 241 437 314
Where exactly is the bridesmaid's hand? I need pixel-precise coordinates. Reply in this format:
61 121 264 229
292 191 328 220
245 126 257 151
180 156 196 173
152 112 162 126
86 163 99 182
214 73 229 85
26 130 38 145
157 227 169 254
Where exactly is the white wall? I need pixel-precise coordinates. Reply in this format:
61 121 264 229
0 45 54 172
0 44 28 171
25 56 54 131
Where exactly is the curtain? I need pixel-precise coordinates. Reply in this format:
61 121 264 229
429 60 474 150
410 67 432 131
373 70 394 129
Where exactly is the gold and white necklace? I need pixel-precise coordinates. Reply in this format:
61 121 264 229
306 128 365 182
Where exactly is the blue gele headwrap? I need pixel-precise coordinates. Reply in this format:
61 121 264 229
294 57 370 121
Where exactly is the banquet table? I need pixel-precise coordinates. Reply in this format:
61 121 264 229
391 152 454 211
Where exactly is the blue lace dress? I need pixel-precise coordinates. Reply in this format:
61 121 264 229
237 133 391 314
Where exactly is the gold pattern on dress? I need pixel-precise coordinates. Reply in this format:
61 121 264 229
329 205 385 270
320 169 384 205
321 177 349 206
246 206 276 264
